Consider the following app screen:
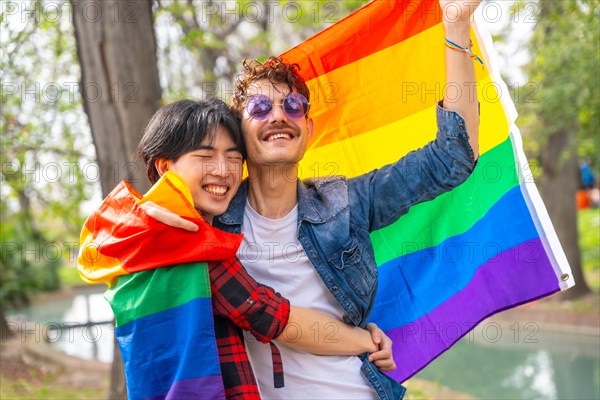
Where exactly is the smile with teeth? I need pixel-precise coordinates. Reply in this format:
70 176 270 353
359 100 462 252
203 184 228 196
265 132 292 141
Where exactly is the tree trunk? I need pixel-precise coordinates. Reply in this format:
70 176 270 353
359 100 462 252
540 130 591 299
0 308 11 341
108 330 129 400
71 0 161 196
71 1 162 398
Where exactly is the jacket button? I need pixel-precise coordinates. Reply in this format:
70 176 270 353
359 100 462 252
363 366 369 372
332 285 339 292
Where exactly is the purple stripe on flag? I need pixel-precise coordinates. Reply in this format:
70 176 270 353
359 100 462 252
146 374 225 400
385 238 561 382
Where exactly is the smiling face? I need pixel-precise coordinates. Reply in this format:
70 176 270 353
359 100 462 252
156 125 243 224
241 79 313 168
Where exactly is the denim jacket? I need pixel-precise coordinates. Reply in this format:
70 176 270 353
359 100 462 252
215 102 477 400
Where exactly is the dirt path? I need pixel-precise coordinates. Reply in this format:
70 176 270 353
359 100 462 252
1 330 109 398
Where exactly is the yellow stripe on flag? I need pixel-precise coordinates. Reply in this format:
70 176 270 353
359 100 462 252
301 75 509 179
78 225 125 285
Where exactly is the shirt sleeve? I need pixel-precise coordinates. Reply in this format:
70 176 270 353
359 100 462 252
208 258 290 343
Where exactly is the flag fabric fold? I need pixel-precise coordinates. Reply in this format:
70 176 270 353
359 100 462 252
78 172 242 286
280 0 574 382
78 171 242 399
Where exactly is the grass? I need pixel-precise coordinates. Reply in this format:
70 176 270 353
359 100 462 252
578 207 600 291
0 379 104 400
0 379 106 400
0 360 107 400
404 387 430 399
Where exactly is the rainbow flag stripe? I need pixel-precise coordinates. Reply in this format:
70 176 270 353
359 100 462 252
281 0 574 382
106 265 223 400
78 172 241 399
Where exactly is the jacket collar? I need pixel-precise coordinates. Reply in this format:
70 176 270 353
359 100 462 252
217 177 346 227
216 179 248 227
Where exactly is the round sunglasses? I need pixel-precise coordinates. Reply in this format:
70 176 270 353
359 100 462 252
246 93 310 121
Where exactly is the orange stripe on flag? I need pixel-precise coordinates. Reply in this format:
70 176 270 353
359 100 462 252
304 24 489 151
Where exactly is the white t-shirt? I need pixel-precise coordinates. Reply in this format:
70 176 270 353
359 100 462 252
238 201 376 400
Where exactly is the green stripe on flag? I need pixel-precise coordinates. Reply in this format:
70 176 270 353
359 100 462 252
105 262 211 327
371 137 520 265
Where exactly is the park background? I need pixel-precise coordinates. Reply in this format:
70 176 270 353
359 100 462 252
1 0 598 399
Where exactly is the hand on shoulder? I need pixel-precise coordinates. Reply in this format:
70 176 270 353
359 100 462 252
140 201 199 232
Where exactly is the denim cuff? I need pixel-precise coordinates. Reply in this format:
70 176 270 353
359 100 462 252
436 100 478 163
436 100 471 138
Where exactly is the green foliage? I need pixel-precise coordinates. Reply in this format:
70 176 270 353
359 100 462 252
59 264 85 287
154 0 369 100
519 0 600 170
277 0 370 33
0 212 62 307
578 208 600 291
1 0 94 308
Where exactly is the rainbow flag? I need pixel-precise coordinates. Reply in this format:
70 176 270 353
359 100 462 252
78 172 242 399
281 0 574 382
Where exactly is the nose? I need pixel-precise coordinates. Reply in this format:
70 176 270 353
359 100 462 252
268 102 288 123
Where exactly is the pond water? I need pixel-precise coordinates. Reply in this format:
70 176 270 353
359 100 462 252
7 290 599 399
415 323 600 400
6 285 114 363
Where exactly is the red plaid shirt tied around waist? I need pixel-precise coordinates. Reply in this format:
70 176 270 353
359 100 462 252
209 258 290 400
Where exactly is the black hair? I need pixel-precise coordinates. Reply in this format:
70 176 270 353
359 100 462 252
137 98 245 184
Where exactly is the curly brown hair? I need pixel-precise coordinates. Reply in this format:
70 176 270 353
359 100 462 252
231 57 310 117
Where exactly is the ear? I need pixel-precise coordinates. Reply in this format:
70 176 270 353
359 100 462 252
154 158 171 178
306 117 314 140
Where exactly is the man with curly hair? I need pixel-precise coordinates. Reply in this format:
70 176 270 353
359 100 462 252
155 1 481 398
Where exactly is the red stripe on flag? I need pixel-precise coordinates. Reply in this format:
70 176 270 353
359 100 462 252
84 181 242 275
281 0 442 81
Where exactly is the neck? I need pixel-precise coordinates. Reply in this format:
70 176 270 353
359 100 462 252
201 213 213 225
246 162 299 219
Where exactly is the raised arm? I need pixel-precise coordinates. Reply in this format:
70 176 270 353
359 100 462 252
349 1 482 232
441 0 481 159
